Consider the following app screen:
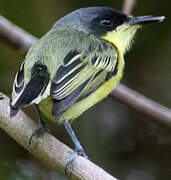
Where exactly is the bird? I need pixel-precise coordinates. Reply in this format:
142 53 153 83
9 6 165 170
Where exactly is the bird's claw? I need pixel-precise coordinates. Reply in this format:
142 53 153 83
29 125 50 145
64 147 89 174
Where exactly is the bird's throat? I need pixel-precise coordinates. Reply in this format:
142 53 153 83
101 25 140 55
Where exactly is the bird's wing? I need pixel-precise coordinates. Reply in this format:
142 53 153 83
51 41 118 116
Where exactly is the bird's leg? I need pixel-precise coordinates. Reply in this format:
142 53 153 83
63 118 89 173
29 104 50 145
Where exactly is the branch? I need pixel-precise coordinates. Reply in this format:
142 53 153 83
0 14 170 130
122 0 136 15
122 0 171 127
0 15 37 54
111 85 171 129
0 93 117 180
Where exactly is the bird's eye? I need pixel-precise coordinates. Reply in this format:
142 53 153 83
100 18 113 27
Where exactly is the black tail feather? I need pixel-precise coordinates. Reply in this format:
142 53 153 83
10 64 50 117
10 105 19 117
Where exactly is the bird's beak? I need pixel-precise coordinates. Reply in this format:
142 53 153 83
128 15 165 26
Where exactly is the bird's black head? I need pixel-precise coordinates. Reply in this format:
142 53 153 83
52 7 129 36
52 7 165 54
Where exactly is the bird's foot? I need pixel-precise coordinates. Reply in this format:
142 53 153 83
64 146 89 174
29 125 50 145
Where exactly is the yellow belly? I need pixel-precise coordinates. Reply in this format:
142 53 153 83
39 53 124 124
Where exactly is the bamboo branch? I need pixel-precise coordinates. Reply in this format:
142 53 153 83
0 14 170 130
0 93 117 180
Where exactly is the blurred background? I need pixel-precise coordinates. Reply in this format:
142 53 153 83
0 0 171 179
